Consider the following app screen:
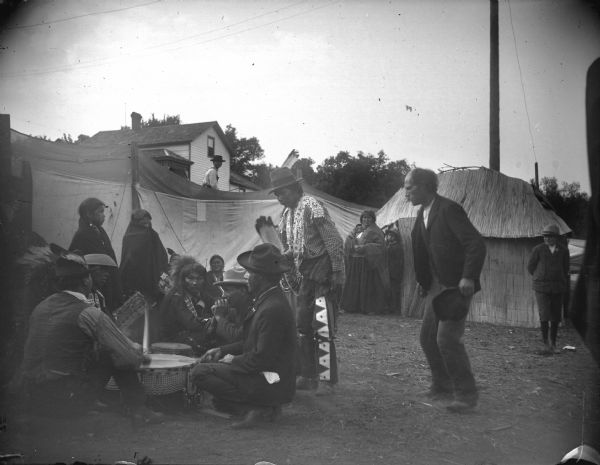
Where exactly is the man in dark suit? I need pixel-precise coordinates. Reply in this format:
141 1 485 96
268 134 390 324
406 168 486 413
191 243 296 428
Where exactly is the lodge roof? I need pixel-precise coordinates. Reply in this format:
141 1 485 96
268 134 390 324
376 167 571 238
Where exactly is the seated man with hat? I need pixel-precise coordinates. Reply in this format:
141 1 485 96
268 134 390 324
191 243 296 428
19 251 162 426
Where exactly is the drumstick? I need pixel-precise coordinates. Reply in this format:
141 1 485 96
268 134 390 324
142 299 150 354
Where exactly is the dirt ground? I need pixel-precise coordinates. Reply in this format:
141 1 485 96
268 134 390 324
1 313 599 465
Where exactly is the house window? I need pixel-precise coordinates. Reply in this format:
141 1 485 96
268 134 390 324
207 136 215 158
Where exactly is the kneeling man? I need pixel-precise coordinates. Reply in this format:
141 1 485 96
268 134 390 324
191 243 296 428
20 251 162 426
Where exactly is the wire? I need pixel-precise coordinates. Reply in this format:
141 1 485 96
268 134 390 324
3 0 163 30
0 0 337 79
507 0 537 163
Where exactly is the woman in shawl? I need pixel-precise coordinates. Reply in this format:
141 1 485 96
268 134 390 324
384 228 403 314
204 254 225 302
341 210 390 314
69 197 122 312
158 256 216 354
119 209 168 303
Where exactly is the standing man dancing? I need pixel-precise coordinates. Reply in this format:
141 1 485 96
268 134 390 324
406 168 486 413
269 167 345 395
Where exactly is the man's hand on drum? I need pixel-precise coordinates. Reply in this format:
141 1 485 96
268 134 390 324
199 347 222 363
219 354 234 364
211 298 229 321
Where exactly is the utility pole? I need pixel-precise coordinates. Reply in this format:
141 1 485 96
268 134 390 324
490 0 500 171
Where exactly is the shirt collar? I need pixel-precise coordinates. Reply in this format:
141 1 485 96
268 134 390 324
63 290 89 303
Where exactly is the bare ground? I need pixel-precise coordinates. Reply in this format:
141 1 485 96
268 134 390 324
1 313 599 465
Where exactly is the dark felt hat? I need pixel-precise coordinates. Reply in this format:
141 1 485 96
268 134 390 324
432 287 469 321
237 243 291 275
542 223 560 236
211 155 225 163
269 167 301 194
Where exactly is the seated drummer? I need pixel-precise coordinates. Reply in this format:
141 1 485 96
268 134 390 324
191 243 296 429
159 256 216 354
19 252 162 426
212 265 253 345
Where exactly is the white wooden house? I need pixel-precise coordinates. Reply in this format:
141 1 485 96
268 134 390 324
86 112 235 191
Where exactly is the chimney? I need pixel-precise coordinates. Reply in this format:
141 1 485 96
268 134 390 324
131 112 142 131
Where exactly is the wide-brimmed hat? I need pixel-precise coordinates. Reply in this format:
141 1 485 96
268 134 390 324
84 253 117 268
432 287 469 321
542 223 560 236
214 265 249 286
237 243 291 275
211 155 225 163
269 167 302 194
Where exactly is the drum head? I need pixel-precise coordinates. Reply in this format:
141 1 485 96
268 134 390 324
141 353 197 369
151 342 192 351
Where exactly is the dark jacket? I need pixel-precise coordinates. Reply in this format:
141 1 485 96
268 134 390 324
120 223 168 300
220 285 296 405
69 219 122 311
411 194 486 292
527 242 569 293
69 219 116 260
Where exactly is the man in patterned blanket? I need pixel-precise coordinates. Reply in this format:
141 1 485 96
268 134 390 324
268 167 345 396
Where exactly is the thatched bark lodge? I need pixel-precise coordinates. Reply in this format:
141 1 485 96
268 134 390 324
377 167 570 328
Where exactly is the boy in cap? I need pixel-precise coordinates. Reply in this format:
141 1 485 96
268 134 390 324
528 223 570 354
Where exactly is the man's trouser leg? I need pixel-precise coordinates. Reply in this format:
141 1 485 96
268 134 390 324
437 314 478 403
93 351 146 412
319 294 338 385
297 280 318 381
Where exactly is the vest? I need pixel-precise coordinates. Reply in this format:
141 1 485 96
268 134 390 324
23 292 94 381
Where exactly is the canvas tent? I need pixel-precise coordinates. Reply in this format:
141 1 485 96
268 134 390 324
376 167 571 328
10 130 366 269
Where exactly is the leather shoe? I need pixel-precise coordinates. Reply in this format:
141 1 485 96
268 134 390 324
446 400 476 414
417 387 453 401
296 376 318 391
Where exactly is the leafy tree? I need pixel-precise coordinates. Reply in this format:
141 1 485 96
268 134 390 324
224 124 265 175
536 176 589 237
313 150 410 207
142 113 181 128
54 133 73 144
76 134 91 143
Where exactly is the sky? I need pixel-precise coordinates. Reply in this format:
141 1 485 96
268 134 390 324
1 0 599 194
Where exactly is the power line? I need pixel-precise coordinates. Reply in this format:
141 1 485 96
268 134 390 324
0 0 337 79
3 0 163 30
507 0 538 164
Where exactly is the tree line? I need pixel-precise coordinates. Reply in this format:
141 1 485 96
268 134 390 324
30 116 589 234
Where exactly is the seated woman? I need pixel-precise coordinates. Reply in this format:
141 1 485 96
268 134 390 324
341 210 390 314
204 254 225 302
158 256 216 355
